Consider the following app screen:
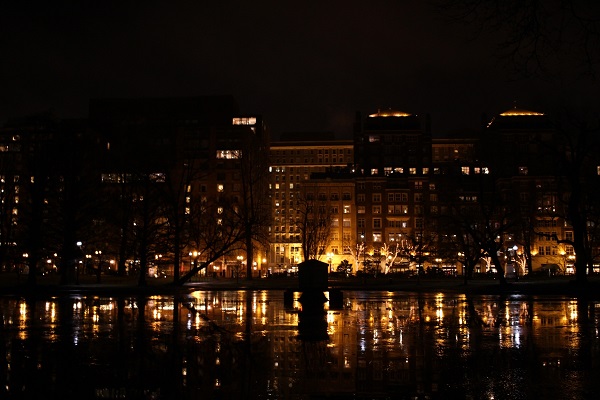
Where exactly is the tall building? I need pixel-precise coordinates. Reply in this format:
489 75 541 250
353 110 434 274
268 133 354 273
484 106 573 274
89 96 270 278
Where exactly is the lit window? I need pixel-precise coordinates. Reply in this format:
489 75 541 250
149 172 165 182
232 117 257 125
217 184 224 192
461 166 470 175
216 150 242 159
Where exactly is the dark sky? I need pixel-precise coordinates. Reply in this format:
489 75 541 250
0 1 565 138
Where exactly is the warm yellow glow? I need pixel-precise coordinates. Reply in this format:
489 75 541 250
369 109 411 117
500 108 544 116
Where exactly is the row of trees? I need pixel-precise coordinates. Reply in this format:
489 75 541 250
0 116 272 287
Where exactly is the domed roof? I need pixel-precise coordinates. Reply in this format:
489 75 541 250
487 104 548 129
369 108 412 118
499 106 544 116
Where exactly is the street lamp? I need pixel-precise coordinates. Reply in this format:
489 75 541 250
236 255 244 282
327 252 333 273
360 232 365 272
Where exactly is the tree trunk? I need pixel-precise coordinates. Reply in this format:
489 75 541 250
490 252 507 285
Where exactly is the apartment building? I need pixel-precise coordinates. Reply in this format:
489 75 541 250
268 132 354 273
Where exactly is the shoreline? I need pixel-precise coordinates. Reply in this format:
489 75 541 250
1 274 599 298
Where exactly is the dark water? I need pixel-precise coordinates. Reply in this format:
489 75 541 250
1 290 599 399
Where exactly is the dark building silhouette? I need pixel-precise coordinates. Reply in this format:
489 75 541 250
1 101 598 279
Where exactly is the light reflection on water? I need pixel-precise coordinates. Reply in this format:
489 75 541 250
0 291 599 399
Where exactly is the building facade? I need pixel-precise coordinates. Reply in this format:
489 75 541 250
268 133 354 274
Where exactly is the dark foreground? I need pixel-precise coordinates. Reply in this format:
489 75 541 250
1 272 600 298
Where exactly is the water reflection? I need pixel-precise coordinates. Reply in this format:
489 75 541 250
1 291 599 399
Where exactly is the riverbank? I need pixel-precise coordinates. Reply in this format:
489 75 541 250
1 273 600 298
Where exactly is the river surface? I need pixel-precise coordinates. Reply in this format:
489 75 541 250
1 290 599 399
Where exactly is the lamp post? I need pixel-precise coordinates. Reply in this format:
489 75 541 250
327 252 333 273
360 232 365 273
76 241 83 284
236 255 243 283
512 245 519 280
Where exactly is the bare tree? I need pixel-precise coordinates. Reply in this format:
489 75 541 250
436 0 600 78
539 111 600 283
296 187 333 261
175 196 246 285
233 126 271 280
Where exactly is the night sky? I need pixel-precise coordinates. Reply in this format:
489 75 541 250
0 1 591 138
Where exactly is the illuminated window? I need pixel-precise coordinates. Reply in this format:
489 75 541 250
461 166 470 175
373 232 382 242
232 117 257 125
216 150 242 159
217 184 224 192
566 246 574 256
371 168 378 175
